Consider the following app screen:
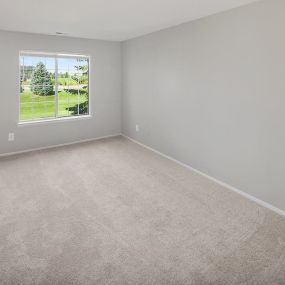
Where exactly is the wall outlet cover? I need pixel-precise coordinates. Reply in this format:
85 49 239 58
8 133 15 141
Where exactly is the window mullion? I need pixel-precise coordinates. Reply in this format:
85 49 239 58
55 56 58 118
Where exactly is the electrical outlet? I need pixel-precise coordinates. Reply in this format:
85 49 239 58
135 124 140 132
8 133 14 142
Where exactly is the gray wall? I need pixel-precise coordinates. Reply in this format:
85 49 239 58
122 0 285 211
0 30 121 154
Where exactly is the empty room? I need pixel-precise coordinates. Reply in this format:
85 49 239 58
0 0 285 284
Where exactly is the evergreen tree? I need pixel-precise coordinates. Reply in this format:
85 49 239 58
31 62 53 96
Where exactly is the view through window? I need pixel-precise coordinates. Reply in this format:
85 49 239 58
19 52 89 122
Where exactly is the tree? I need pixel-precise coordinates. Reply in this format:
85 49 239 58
73 59 88 84
31 62 53 96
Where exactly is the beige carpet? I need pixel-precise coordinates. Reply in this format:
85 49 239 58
0 136 284 285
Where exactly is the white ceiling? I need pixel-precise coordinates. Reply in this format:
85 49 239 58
0 0 259 41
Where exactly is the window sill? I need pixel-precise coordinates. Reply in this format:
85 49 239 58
18 115 92 126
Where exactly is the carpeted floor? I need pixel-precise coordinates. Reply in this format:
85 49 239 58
0 136 284 285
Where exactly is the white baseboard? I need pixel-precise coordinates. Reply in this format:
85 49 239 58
122 134 285 218
0 134 121 158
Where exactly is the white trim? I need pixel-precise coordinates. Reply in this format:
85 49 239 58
0 134 121 158
122 135 285 218
18 115 92 126
20 50 89 58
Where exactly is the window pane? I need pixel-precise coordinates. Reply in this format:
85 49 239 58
79 86 89 115
20 84 56 121
58 89 73 117
20 54 56 120
57 56 89 117
58 86 88 117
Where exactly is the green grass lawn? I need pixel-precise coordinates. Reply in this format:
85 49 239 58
55 78 78 86
20 90 88 120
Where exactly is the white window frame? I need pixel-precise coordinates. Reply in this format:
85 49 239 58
18 51 91 125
